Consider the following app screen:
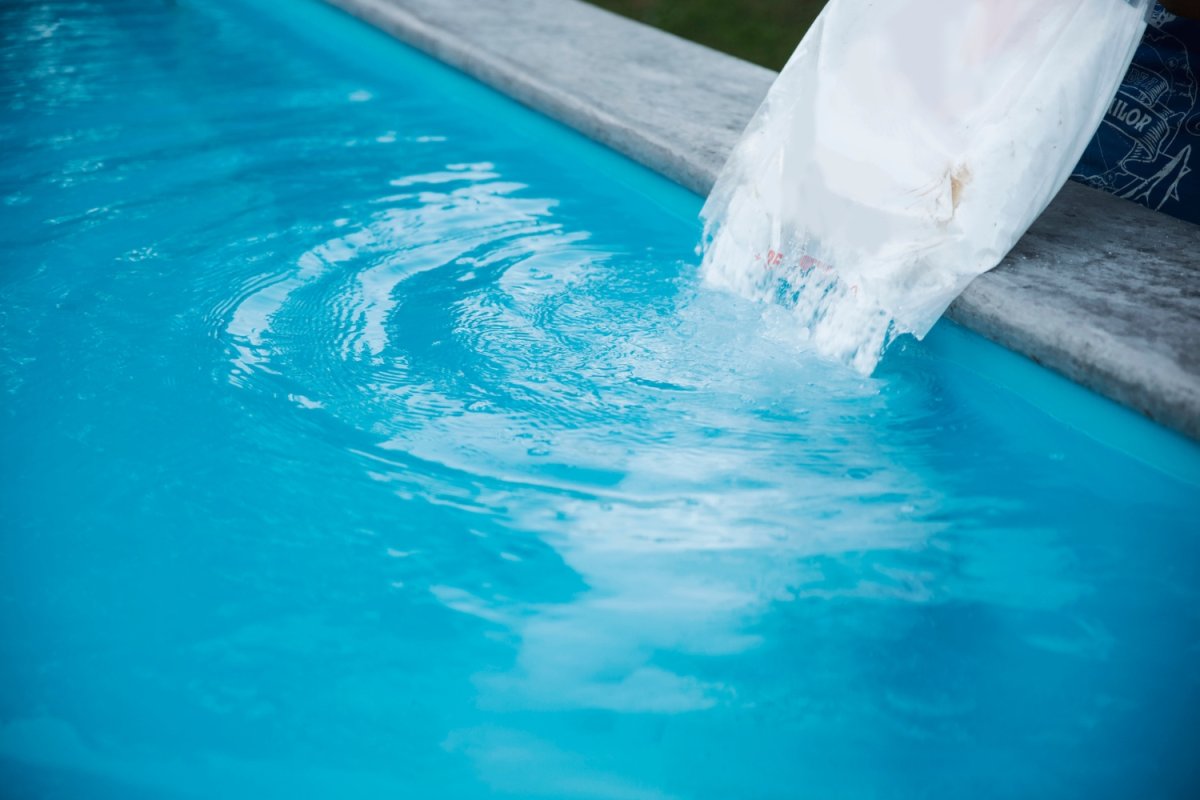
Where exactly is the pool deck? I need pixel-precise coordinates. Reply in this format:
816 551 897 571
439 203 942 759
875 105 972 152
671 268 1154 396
324 0 1200 441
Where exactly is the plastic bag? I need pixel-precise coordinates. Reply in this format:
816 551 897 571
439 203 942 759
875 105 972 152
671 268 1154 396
701 0 1152 373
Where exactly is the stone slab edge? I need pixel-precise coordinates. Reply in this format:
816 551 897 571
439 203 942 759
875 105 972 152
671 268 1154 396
324 0 1200 441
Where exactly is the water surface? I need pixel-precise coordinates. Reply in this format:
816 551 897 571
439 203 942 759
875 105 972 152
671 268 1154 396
1 1 1198 798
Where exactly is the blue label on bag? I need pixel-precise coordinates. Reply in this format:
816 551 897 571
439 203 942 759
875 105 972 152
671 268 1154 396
1072 5 1200 224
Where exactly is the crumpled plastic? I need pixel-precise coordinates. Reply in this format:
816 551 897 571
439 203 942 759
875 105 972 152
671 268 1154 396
701 0 1151 373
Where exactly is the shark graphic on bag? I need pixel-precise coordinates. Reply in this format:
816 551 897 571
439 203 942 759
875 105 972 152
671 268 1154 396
1072 4 1200 223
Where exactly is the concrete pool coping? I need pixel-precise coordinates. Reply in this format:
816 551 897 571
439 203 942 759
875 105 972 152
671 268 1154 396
325 0 1200 441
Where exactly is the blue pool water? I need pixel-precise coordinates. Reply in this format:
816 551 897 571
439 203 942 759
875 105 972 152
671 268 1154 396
2 1 1199 797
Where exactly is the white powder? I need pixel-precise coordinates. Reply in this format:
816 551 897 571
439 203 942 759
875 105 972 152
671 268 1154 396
701 0 1149 374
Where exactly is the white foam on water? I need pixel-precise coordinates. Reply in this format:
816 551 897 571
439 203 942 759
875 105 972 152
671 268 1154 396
701 0 1150 374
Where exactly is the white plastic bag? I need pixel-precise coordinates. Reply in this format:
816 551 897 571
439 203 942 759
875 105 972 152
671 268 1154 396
701 0 1151 373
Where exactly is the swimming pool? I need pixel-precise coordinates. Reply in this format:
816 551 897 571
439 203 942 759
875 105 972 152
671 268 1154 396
2 0 1198 797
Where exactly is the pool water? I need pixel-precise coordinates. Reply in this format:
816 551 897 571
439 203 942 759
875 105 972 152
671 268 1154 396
1 1 1198 798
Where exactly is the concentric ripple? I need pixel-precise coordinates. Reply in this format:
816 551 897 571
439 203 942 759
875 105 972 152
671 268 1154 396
214 149 945 539
2 0 1199 798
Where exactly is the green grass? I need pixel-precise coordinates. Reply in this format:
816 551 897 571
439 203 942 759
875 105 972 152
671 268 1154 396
583 0 827 71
